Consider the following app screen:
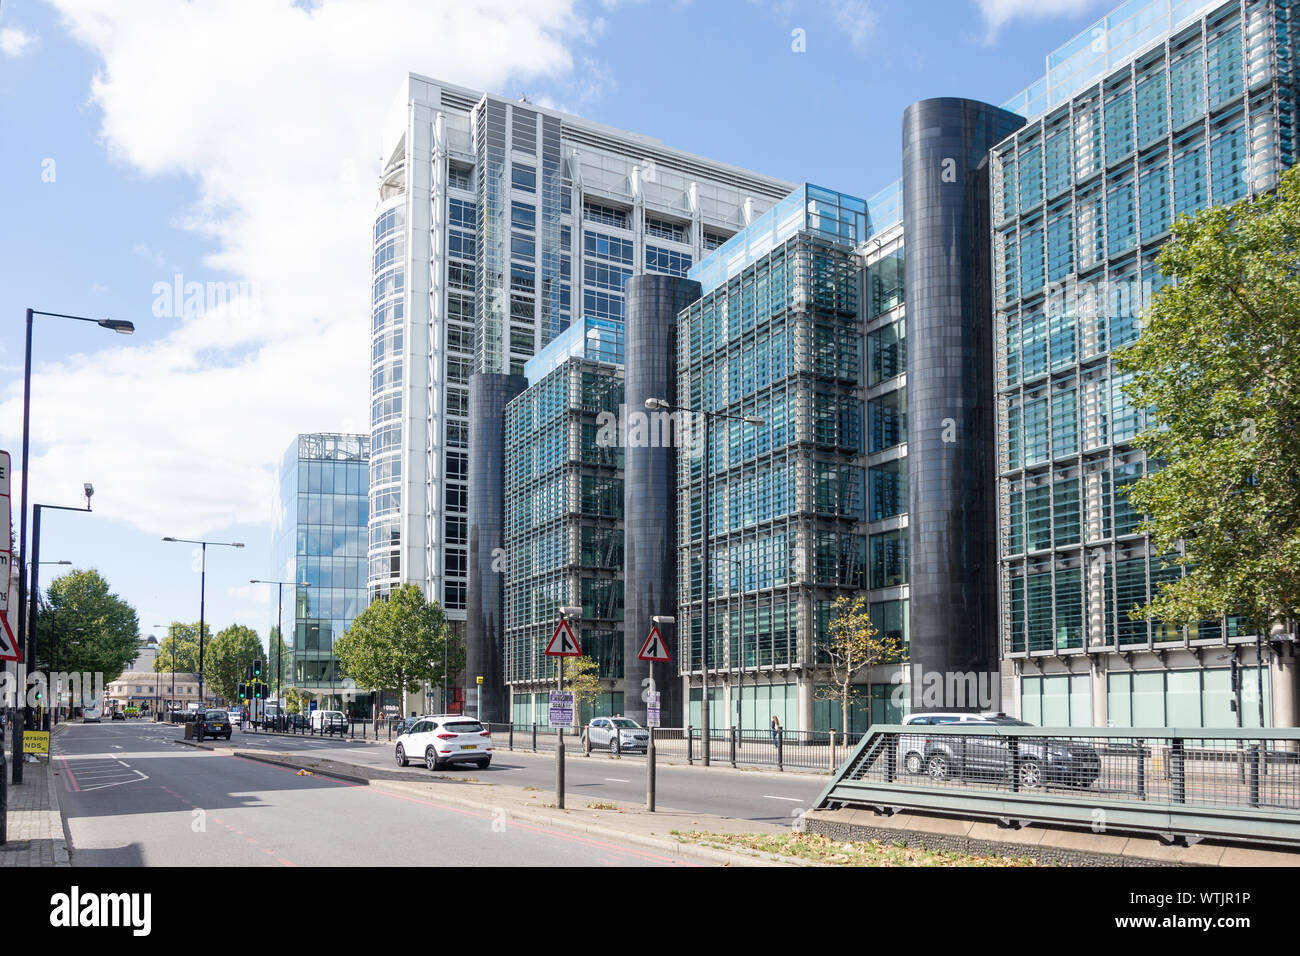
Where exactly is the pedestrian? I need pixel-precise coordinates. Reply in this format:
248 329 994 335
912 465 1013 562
770 715 781 748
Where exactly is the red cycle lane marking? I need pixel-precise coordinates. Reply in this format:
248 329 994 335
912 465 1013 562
57 756 81 792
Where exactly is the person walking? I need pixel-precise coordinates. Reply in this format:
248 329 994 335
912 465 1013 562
770 715 782 748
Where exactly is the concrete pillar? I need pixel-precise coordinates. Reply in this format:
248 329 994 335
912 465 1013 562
901 97 1025 712
466 372 527 723
1272 641 1298 729
1090 654 1109 727
623 274 700 726
797 675 814 734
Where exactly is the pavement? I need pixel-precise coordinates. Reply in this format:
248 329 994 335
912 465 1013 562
1 723 71 867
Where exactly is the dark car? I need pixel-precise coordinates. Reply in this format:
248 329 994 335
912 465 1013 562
110 710 126 721
194 709 233 741
918 717 1100 790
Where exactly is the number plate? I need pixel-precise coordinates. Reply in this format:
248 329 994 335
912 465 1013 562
461 744 477 750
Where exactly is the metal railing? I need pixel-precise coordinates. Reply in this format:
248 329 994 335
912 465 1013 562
474 722 859 772
816 725 1300 847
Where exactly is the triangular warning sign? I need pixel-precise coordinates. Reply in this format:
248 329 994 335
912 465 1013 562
638 624 671 663
545 618 582 657
0 611 22 663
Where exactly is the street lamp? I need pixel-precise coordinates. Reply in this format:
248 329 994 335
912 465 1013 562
645 397 763 766
249 579 310 708
162 537 244 706
29 494 95 731
12 309 133 783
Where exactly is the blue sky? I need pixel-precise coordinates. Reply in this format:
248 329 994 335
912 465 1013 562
0 0 1121 652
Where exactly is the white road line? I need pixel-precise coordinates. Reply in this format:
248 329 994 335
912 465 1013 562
762 795 802 802
116 761 131 768
604 778 630 783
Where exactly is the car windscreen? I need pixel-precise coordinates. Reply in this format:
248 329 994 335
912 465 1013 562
206 711 227 720
441 721 484 734
610 718 641 729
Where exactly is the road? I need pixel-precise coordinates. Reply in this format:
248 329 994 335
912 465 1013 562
226 724 827 824
52 722 695 867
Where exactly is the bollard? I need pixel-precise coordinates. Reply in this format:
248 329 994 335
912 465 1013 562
508 722 514 751
1136 740 1146 799
532 722 538 752
777 730 784 772
828 730 837 773
646 726 656 813
687 725 694 765
584 725 591 757
555 727 566 810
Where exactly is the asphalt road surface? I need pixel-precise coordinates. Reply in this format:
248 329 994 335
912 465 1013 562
228 723 827 824
52 722 693 867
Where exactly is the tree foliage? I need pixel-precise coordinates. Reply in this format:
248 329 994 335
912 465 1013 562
814 595 903 732
153 622 208 675
1116 164 1300 637
205 624 264 704
563 655 603 722
35 569 140 682
335 584 450 696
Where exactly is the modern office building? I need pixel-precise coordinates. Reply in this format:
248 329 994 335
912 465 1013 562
993 0 1300 727
369 74 792 722
271 433 370 714
501 318 626 724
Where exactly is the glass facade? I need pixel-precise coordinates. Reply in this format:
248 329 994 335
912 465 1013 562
272 434 370 709
995 0 1298 664
502 355 625 694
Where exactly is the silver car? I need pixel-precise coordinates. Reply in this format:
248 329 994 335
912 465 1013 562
585 717 649 754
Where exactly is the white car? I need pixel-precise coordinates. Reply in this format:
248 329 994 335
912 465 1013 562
897 712 1023 775
395 715 493 771
310 709 347 734
584 717 649 753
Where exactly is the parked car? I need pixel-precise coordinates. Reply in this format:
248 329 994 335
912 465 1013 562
110 709 126 722
899 713 1099 789
310 710 348 734
194 709 233 742
584 717 650 754
395 715 492 771
287 713 309 730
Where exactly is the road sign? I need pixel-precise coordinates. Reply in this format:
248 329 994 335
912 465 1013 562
548 690 574 725
545 618 582 657
638 624 671 662
646 691 662 728
0 611 21 662
23 731 49 755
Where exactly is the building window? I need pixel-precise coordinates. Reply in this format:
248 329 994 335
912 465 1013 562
583 199 629 229
511 163 536 193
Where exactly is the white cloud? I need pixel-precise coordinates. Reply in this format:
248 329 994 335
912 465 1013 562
8 0 591 538
974 0 1109 41
0 25 35 56
831 0 877 51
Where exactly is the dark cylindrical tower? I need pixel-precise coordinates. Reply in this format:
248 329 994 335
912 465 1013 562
623 275 701 725
902 97 1024 712
466 371 527 722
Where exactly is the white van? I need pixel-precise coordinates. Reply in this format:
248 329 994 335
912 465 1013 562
310 710 347 734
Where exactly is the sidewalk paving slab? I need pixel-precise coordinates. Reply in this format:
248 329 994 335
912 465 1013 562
1 723 71 867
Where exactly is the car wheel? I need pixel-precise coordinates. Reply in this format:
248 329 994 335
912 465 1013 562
396 744 408 767
926 753 950 780
609 737 620 755
425 747 440 771
474 758 490 770
904 752 923 775
1018 759 1043 790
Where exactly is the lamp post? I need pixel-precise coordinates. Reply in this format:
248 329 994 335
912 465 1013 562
29 488 95 732
12 309 132 783
250 579 310 708
162 537 244 706
644 398 763 767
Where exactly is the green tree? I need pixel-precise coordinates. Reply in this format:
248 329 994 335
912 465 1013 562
813 595 903 733
563 656 602 727
1116 164 1300 640
35 569 140 683
335 584 449 700
205 624 264 704
153 622 207 675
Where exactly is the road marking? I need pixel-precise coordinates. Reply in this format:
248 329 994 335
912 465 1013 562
762 795 802 802
604 777 630 783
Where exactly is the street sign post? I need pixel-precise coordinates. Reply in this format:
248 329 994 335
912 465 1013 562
547 609 582 810
637 624 670 663
547 690 574 726
545 618 582 657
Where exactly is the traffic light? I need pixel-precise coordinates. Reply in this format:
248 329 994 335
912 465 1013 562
254 683 263 700
246 664 254 681
253 659 263 679
238 682 247 700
